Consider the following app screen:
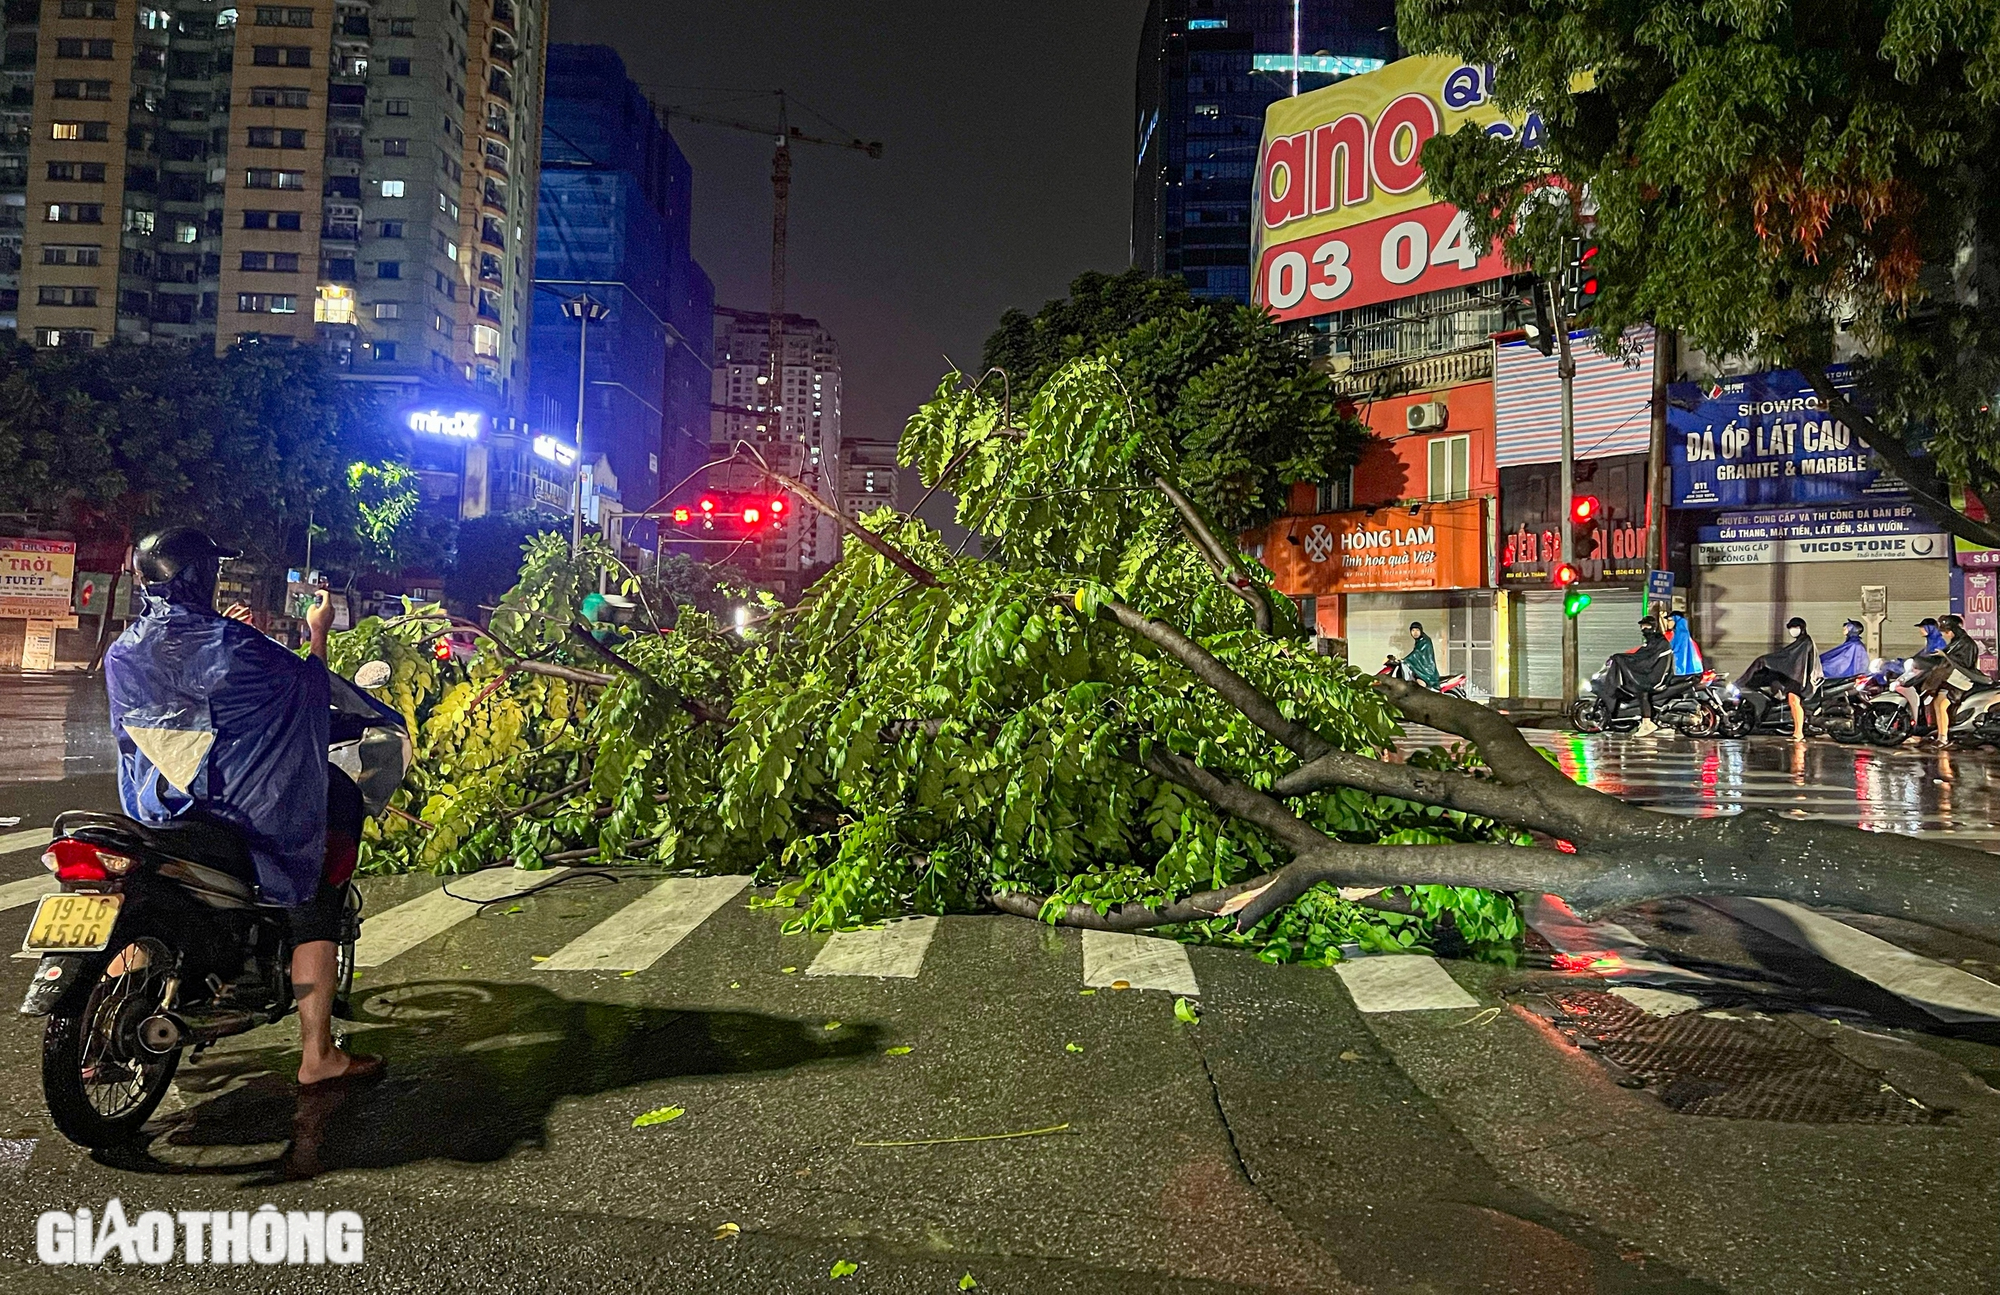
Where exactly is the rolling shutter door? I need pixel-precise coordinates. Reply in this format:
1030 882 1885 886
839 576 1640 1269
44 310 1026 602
1345 600 1414 674
1575 588 1648 692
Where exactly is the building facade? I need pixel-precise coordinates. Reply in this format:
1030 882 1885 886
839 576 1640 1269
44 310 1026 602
0 0 547 528
1132 0 1395 302
839 436 898 525
706 307 841 591
529 43 712 524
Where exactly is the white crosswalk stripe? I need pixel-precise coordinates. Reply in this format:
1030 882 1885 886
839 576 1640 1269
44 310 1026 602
354 866 571 968
1334 955 1478 1012
0 828 49 857
807 916 938 979
0 873 58 913
1081 930 1199 995
537 875 748 973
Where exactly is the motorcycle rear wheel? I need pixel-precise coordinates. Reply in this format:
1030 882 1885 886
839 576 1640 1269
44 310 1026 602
1678 700 1723 739
1570 697 1608 734
43 931 182 1148
1718 702 1753 739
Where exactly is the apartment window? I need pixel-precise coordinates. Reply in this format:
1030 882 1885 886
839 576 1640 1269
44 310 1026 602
122 208 154 234
246 127 307 149
249 86 311 108
387 58 411 75
38 286 98 307
379 179 404 197
389 18 414 35
62 1 120 16
46 161 107 182
52 122 94 141
246 169 305 189
376 261 400 278
383 98 411 117
173 221 197 243
237 292 297 314
433 312 452 338
373 301 401 319
377 219 404 238
55 39 115 59
42 245 102 266
1316 472 1355 513
1427 434 1470 502
373 340 398 360
46 203 103 223
239 251 299 272
242 209 303 230
251 46 313 67
253 5 314 24
35 328 95 348
472 324 499 357
433 231 456 258
315 284 355 324
381 138 407 157
432 270 454 298
53 81 113 101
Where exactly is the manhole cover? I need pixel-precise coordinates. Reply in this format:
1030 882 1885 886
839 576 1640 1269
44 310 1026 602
1527 990 1937 1124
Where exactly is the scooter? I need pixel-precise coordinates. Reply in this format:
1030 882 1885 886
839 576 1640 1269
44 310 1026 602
1379 654 1469 699
1952 682 2000 747
1570 667 1720 735
18 666 406 1149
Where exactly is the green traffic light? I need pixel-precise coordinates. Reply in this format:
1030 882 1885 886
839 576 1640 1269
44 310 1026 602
1564 588 1592 617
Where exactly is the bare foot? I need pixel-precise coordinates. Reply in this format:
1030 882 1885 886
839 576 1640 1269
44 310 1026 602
297 1050 384 1087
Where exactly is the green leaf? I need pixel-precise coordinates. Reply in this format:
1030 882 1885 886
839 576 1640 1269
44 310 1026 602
830 1259 858 1280
631 1105 685 1129
1174 996 1200 1024
884 1045 913 1056
959 1274 980 1290
1065 1042 1084 1054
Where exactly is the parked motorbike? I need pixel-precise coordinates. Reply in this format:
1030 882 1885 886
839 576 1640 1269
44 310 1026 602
1571 667 1723 736
1952 681 2000 747
1379 654 1469 699
19 666 406 1149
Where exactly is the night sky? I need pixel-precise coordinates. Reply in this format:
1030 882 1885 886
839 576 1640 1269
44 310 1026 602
550 1 1152 455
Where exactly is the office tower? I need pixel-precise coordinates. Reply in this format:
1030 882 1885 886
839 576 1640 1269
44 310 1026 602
839 437 899 524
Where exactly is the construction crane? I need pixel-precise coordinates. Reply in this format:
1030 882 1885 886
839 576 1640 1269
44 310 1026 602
666 92 882 399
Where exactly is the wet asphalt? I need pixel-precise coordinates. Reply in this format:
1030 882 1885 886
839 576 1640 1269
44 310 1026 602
0 675 1995 1294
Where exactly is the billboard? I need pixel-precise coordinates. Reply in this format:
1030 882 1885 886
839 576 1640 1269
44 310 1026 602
0 537 76 619
1256 498 1486 594
1499 453 1651 585
1693 504 1946 566
1252 56 1541 321
1667 367 1905 508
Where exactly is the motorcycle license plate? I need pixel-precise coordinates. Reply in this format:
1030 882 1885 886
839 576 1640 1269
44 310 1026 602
23 893 122 953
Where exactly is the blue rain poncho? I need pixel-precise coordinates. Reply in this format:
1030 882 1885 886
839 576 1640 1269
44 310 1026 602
1667 613 1704 676
103 566 329 906
1923 624 1948 655
1820 623 1871 680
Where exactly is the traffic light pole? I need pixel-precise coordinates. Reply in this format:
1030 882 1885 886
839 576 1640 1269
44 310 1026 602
1557 299 1579 706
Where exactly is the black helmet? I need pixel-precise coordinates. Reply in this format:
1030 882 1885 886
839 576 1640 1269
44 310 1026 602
134 527 239 588
1940 613 1965 634
1916 616 1940 629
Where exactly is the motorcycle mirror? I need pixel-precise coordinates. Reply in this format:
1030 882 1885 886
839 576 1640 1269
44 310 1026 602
354 660 393 690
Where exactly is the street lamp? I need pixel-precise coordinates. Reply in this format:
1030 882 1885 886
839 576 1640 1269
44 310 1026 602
561 293 610 550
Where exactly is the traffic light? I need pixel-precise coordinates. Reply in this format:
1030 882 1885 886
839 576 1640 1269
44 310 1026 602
1525 279 1555 356
1569 494 1600 526
431 636 453 662
1553 561 1579 588
1562 236 1601 316
1564 587 1593 617
742 506 762 525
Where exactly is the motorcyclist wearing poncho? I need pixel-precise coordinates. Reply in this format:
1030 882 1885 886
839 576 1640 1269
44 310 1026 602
102 528 382 1089
1667 611 1704 677
1820 619 1871 680
1607 616 1676 736
1737 617 1821 741
1402 622 1442 688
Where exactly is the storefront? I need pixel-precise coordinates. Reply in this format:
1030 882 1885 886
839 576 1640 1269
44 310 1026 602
1670 368 1952 676
1951 489 1998 674
1254 498 1493 691
0 536 77 672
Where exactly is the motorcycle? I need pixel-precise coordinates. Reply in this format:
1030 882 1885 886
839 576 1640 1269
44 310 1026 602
1571 666 1723 736
19 665 406 1149
1952 680 2000 747
1379 654 1469 699
1857 658 1936 747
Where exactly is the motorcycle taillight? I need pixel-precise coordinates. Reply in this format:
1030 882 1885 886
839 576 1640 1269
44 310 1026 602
45 838 137 883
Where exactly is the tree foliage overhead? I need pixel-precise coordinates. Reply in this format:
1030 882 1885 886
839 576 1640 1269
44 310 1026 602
980 269 1369 533
0 341 386 560
1401 0 2000 543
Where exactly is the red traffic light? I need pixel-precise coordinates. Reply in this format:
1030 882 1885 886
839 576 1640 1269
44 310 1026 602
431 637 453 662
1553 562 1580 588
1569 494 1600 525
699 497 715 513
770 497 785 514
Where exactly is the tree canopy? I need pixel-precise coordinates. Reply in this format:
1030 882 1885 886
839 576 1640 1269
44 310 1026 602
1401 0 2000 544
981 269 1368 534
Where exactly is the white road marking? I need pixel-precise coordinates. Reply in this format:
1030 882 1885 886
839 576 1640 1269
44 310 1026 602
1334 955 1477 1012
538 875 748 973
0 828 49 857
807 916 938 979
0 873 58 913
1611 986 1703 1017
353 866 570 968
1080 930 1199 995
1709 897 2000 1023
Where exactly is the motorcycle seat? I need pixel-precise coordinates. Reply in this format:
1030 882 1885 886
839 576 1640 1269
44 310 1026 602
148 814 259 883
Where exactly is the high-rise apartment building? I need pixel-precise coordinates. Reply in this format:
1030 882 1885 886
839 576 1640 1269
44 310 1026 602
531 44 712 523
839 437 898 525
1132 0 1396 301
708 307 841 590
0 0 547 521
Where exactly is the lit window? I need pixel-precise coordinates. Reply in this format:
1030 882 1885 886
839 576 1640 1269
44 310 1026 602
380 179 405 197
374 302 401 319
315 284 355 324
52 123 81 141
175 222 198 243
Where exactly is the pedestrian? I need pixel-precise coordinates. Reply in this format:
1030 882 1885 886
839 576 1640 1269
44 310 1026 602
1737 617 1820 741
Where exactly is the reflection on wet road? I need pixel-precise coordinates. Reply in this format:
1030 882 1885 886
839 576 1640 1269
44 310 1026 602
0 672 115 783
1404 728 2000 852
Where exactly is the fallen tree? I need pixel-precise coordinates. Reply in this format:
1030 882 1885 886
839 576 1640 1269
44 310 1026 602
337 358 2000 959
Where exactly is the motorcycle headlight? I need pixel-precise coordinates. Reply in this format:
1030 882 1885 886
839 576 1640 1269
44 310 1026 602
1726 684 1740 699
1869 658 1883 674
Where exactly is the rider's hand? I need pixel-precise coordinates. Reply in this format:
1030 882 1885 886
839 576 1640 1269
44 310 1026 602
304 590 336 636
223 603 255 625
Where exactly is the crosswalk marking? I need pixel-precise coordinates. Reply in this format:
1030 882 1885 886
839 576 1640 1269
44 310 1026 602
353 866 571 968
1334 955 1477 1012
1081 930 1199 995
1708 897 2000 1023
537 874 748 973
0 828 49 857
0 873 59 913
807 916 937 979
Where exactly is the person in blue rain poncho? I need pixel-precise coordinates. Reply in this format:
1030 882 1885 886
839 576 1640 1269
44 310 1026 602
1667 611 1704 677
1916 617 1948 655
102 527 382 1089
1820 619 1872 680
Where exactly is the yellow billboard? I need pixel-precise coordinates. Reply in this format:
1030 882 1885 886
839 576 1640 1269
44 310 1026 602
1251 55 1543 321
0 537 75 619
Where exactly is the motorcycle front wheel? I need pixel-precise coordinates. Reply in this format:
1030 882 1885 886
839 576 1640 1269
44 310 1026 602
1718 702 1753 739
43 931 182 1148
1869 707 1912 748
1570 696 1608 734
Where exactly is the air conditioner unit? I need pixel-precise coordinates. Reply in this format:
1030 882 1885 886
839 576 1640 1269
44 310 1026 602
1406 402 1449 431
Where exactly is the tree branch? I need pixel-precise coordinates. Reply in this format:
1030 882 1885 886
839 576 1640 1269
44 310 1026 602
567 621 728 725
1801 365 2000 548
733 447 942 588
1152 474 1290 635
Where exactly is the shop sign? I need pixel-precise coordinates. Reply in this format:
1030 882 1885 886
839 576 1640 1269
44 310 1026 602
1668 367 1903 508
0 537 76 620
1694 504 1946 566
1498 453 1650 584
1257 498 1486 594
1960 569 1997 674
406 409 485 439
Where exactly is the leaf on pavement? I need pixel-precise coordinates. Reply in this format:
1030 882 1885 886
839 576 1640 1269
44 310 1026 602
1065 1042 1083 1053
502 904 524 915
781 966 799 974
713 1222 740 1241
1078 988 1096 996
1174 996 1199 1024
830 1259 858 1279
959 1274 979 1290
530 955 548 962
620 969 638 977
824 1021 841 1030
631 1105 685 1129
884 1045 912 1056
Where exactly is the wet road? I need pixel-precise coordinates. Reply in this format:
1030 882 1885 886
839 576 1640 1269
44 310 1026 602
0 675 1994 1293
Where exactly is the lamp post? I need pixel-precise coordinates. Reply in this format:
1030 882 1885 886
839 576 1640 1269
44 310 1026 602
561 293 610 550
